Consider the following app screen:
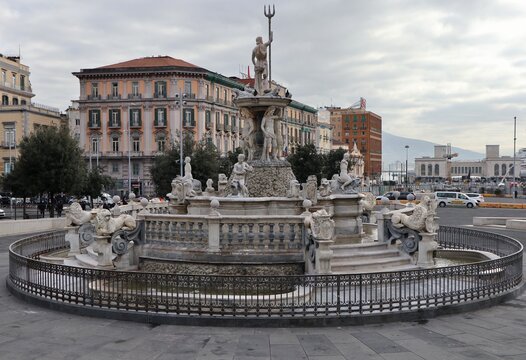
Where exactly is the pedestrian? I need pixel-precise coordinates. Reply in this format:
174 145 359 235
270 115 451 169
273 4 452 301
38 200 46 218
55 198 64 217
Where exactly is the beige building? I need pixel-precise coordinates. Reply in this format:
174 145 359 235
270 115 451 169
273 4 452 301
415 145 516 180
1 53 61 175
316 108 332 154
73 56 318 196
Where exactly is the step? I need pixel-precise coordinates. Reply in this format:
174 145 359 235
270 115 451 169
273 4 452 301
331 242 390 253
331 263 418 274
332 248 401 261
331 257 412 273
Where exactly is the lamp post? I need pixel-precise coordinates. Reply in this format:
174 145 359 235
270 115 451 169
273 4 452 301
513 116 517 198
175 92 187 177
405 145 409 189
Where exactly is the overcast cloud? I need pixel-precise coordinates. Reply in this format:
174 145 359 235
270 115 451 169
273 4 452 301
1 0 525 155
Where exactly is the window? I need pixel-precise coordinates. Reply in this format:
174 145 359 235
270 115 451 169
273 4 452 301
421 164 426 176
184 81 192 96
91 138 99 153
494 164 499 176
4 161 13 174
155 108 166 127
155 81 166 98
205 84 209 98
205 110 211 128
231 116 236 129
132 136 140 152
224 114 229 127
215 87 219 100
184 109 195 127
157 135 166 152
112 163 119 173
2 95 8 105
215 112 220 128
130 109 141 127
91 83 99 98
509 164 514 176
223 89 227 101
88 110 101 128
111 136 119 152
109 109 120 128
132 162 140 176
75 118 80 126
20 75 25 91
502 164 506 176
428 164 432 176
1 70 6 84
111 82 119 97
12 98 18 105
4 127 15 147
434 164 440 176
12 73 16 87
132 82 139 96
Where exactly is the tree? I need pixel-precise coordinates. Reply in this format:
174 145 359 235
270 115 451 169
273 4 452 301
5 126 86 216
82 167 114 208
150 137 225 196
287 144 323 184
321 148 347 180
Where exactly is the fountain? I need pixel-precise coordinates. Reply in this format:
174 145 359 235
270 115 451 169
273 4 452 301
7 7 522 325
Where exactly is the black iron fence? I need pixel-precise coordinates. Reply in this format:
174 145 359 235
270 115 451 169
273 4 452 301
8 226 523 321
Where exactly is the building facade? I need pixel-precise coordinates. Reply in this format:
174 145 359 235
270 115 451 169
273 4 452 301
0 54 62 175
315 108 332 154
73 56 318 196
415 145 516 181
329 107 382 179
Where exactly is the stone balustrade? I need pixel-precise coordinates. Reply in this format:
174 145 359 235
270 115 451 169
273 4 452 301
140 213 306 253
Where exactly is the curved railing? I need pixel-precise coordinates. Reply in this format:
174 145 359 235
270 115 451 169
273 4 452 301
7 226 523 324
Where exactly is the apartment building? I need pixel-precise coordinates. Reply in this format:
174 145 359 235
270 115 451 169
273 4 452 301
329 107 382 178
0 53 61 175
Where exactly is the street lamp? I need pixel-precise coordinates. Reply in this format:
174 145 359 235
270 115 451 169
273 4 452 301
175 92 187 177
405 145 409 188
513 116 517 198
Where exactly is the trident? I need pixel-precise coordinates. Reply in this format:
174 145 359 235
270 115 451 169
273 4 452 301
264 4 275 85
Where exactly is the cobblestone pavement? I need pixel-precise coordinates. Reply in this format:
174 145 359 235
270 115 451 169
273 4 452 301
1 229 525 360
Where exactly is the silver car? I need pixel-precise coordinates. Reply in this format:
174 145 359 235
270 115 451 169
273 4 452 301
465 193 485 203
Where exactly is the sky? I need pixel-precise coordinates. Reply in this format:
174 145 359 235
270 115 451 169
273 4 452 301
1 0 525 156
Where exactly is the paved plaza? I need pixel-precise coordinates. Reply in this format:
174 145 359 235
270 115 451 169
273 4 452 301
1 207 525 360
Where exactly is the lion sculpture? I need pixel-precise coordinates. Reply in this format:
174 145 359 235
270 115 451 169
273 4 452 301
94 209 136 236
66 202 94 226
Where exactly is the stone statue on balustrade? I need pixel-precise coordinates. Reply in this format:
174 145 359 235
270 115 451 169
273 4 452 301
330 153 361 194
230 154 253 197
391 196 438 233
252 33 273 94
318 178 332 198
204 179 215 196
66 202 95 226
93 209 136 236
169 156 202 203
218 173 229 197
287 179 301 198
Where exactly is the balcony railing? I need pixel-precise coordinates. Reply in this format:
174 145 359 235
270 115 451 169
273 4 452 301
216 123 224 131
0 81 32 93
105 151 123 157
130 151 144 157
87 95 101 100
224 124 231 132
107 94 121 100
205 121 212 129
1 141 16 148
154 121 167 128
127 94 142 99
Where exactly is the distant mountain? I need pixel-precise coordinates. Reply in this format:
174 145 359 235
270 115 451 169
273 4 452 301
382 132 484 170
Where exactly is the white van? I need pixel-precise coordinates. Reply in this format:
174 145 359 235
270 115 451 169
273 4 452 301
434 191 478 208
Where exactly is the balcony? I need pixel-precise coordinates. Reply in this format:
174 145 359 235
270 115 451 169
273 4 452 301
107 94 121 100
87 95 101 100
108 122 121 129
129 121 142 129
184 121 195 128
206 96 215 102
154 121 167 128
1 141 16 148
215 123 224 131
130 151 144 157
205 121 212 130
127 94 142 100
231 125 239 133
224 124 231 132
105 151 123 157
153 92 167 99
88 122 101 129
0 81 32 94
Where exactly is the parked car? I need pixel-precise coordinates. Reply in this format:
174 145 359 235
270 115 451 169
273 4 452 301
0 208 5 218
434 191 478 208
376 191 415 200
465 193 485 203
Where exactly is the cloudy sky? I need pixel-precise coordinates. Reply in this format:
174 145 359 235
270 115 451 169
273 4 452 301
1 0 525 155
